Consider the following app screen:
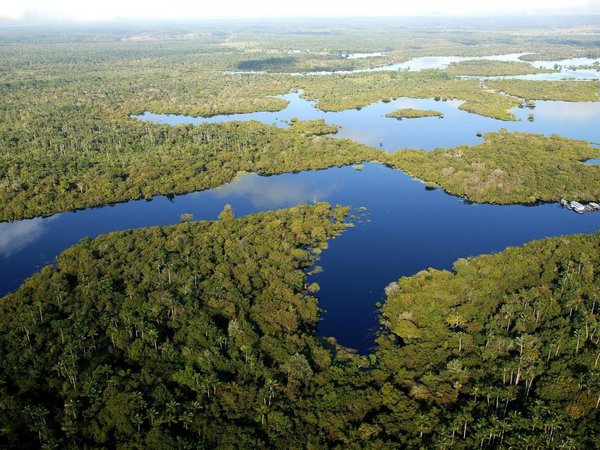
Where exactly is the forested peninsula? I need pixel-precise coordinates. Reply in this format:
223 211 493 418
386 130 600 204
1 203 598 448
3 121 599 221
0 119 377 221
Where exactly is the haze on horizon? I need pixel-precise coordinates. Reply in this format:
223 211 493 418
2 0 600 24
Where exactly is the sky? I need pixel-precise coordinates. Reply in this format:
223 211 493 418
1 0 599 23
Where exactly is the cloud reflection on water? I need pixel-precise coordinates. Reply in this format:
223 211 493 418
0 217 52 258
213 173 341 208
534 102 600 121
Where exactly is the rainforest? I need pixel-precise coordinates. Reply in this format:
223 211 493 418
1 12 599 449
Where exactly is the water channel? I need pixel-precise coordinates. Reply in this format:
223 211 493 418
229 53 600 80
2 89 599 353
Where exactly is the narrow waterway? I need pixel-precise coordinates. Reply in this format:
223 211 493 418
1 163 598 352
3 82 600 352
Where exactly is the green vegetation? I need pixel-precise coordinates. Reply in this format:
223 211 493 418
520 50 600 62
377 231 600 448
1 202 598 448
447 59 556 76
1 19 600 449
299 74 598 123
2 68 598 221
3 24 600 222
386 130 600 204
0 118 377 221
385 108 444 119
569 62 600 70
297 71 523 120
284 118 340 136
488 80 600 102
0 49 525 222
0 203 357 449
1 34 598 222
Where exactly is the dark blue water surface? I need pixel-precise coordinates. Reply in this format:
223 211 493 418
3 89 600 352
135 92 600 151
1 164 598 352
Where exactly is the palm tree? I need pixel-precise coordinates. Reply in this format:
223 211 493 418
264 379 279 406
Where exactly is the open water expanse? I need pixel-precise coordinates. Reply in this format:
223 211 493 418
2 87 600 352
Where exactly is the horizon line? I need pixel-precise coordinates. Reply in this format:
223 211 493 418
2 13 600 26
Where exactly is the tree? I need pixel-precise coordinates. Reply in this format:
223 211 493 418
218 204 235 222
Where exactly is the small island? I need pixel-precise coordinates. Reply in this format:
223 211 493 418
385 108 444 120
447 59 557 76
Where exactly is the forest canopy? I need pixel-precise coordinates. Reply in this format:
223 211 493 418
385 130 600 204
1 30 600 221
1 20 600 449
1 203 598 448
385 108 444 119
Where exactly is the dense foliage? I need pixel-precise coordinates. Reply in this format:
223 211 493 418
1 202 598 448
0 204 363 449
377 232 600 448
446 59 555 76
488 80 600 102
296 70 524 120
2 20 600 449
385 108 444 119
386 130 600 204
2 25 600 221
0 118 377 221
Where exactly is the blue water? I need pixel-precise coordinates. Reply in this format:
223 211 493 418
357 54 600 80
135 92 600 151
227 53 600 80
350 53 530 74
518 57 600 81
4 85 600 352
1 164 598 352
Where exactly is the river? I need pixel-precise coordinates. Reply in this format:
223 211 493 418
2 91 599 352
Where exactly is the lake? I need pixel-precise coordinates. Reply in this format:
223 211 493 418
135 92 600 151
228 53 600 80
1 161 598 352
2 87 600 353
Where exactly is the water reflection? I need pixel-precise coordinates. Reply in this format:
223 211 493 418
345 52 384 59
7 67 600 351
361 54 600 80
533 57 600 70
213 173 341 208
322 54 533 75
478 70 600 81
377 53 528 72
530 101 600 121
0 217 50 258
135 92 600 151
225 53 600 80
1 164 598 352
